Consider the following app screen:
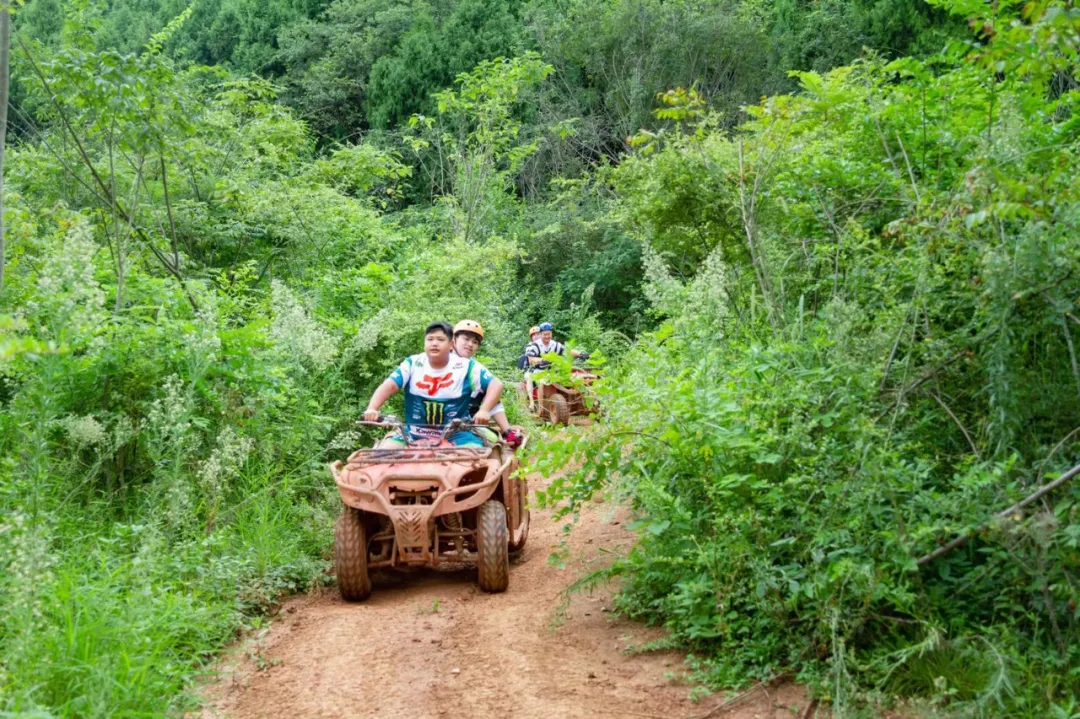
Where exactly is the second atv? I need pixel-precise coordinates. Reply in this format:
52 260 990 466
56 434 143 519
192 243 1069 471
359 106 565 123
521 361 600 426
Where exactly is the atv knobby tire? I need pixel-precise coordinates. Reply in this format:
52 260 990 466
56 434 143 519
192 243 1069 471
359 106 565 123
476 500 509 592
546 393 570 425
335 507 372 601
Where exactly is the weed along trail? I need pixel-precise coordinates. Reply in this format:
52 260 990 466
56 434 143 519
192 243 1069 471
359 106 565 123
200 462 805 719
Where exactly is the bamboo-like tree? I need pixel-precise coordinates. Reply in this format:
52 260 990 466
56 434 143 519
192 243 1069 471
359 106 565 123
0 1 10 295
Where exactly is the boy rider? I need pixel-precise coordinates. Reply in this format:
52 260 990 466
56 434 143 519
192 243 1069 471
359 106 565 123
452 320 524 449
363 321 503 447
524 322 588 411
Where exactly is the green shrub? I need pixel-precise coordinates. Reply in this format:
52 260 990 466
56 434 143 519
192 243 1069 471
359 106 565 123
535 2 1080 713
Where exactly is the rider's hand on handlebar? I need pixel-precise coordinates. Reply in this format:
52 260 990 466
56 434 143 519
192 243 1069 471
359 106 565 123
472 409 490 426
363 408 381 422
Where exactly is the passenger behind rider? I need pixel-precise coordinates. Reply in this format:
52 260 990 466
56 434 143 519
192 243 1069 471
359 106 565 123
363 321 503 447
451 320 524 449
524 322 589 412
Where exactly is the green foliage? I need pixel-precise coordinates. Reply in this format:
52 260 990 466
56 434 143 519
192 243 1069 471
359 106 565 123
535 1 1080 714
0 16 490 714
274 0 527 138
3 0 1077 715
405 52 556 242
523 0 782 178
771 0 962 73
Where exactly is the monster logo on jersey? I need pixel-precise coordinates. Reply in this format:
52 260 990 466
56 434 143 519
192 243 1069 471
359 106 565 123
423 401 445 425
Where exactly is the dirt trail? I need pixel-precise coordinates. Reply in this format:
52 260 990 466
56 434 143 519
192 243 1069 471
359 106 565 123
200 469 806 719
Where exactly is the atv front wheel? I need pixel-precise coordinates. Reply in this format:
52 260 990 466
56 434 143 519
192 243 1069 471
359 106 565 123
335 507 372 601
476 500 509 592
546 393 570 425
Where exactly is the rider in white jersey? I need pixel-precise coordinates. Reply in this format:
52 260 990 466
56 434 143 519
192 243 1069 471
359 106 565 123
363 322 504 446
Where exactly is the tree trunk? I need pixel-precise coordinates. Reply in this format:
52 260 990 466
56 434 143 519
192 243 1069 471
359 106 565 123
0 3 10 296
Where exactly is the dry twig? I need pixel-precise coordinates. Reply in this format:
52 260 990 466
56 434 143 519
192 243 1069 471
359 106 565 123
916 461 1080 566
929 390 981 459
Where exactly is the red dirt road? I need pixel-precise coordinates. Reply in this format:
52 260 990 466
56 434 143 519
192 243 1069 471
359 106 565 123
199 473 807 719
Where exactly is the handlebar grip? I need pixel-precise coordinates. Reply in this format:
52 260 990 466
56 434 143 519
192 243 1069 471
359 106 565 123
357 414 400 425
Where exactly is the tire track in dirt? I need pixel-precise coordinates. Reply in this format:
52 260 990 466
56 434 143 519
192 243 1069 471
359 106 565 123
199 467 807 719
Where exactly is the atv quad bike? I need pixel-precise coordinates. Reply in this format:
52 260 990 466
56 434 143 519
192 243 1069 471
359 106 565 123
521 361 600 426
329 417 529 601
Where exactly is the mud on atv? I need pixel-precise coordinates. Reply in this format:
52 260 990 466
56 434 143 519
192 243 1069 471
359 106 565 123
328 417 529 601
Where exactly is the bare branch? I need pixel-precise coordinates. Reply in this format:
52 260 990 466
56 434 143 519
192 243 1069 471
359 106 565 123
874 347 970 422
1063 318 1080 399
930 390 981 459
737 140 778 329
0 3 9 296
916 461 1080 566
160 154 180 270
894 131 922 205
879 307 913 392
18 35 199 312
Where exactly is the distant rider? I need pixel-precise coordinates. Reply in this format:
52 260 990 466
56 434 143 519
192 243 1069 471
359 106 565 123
524 322 589 412
363 321 503 447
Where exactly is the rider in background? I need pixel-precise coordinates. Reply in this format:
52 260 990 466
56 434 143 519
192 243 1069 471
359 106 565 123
524 322 589 412
520 326 541 411
452 319 523 449
363 321 503 447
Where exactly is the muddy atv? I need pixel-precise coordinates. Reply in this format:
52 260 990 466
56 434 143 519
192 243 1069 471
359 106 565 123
328 417 529 601
521 362 600 426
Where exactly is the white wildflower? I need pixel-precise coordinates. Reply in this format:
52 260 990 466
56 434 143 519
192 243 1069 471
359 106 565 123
0 513 56 662
686 246 729 321
326 428 364 451
352 308 387 354
269 280 338 371
342 308 388 366
163 477 194 532
198 427 253 501
28 217 107 348
146 375 193 449
641 242 687 316
643 242 728 337
62 415 108 449
187 307 223 376
111 415 136 450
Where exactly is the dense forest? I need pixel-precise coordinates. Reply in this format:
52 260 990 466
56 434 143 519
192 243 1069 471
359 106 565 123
0 0 1078 715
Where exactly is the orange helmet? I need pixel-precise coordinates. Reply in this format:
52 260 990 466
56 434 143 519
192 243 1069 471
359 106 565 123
528 326 539 336
453 319 485 340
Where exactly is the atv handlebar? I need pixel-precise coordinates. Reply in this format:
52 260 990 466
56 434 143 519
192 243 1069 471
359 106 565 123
355 416 499 446
355 414 403 428
357 415 485 430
